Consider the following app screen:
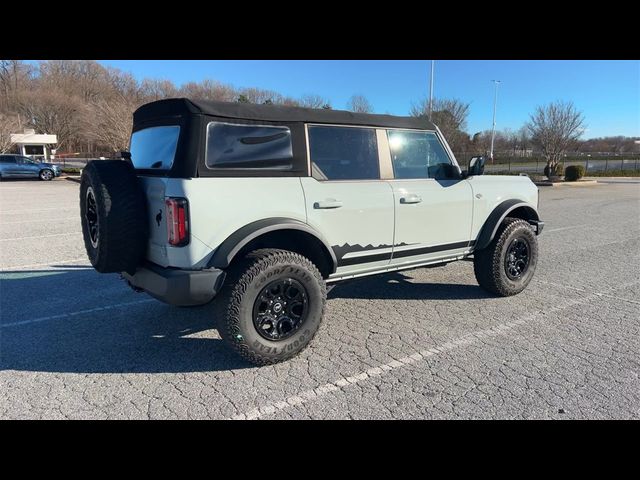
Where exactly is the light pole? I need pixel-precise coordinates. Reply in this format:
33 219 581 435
489 80 501 163
428 60 435 120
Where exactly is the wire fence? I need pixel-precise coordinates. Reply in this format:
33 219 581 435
454 155 640 175
49 155 640 176
48 151 122 169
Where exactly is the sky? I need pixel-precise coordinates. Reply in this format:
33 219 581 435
98 60 640 139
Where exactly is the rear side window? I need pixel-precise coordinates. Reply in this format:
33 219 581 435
308 126 379 181
0 156 16 164
206 122 293 170
130 125 180 170
387 130 455 179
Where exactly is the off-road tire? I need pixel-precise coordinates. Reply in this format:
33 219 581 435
79 160 148 274
474 217 538 296
216 249 326 366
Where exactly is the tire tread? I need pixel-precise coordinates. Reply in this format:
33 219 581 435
474 217 536 296
216 248 326 366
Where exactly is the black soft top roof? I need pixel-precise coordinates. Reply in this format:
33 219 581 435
133 98 436 130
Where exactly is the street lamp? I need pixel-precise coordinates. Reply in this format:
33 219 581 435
489 80 501 163
428 60 435 121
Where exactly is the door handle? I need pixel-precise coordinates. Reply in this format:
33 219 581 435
314 199 343 209
400 194 422 204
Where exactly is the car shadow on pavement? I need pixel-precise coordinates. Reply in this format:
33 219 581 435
0 268 254 374
0 269 491 375
328 271 493 301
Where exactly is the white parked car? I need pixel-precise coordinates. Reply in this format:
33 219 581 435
80 99 544 365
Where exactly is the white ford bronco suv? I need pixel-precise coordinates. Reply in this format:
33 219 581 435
80 98 544 365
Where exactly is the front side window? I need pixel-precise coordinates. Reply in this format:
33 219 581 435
387 130 456 180
130 125 180 170
308 126 379 181
206 122 293 170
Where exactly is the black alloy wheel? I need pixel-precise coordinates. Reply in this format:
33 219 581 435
252 278 309 341
85 186 99 248
504 237 530 280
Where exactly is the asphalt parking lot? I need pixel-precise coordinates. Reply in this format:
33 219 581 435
1 177 638 419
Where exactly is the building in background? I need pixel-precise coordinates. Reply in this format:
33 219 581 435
9 129 58 162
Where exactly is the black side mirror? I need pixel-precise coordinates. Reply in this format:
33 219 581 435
120 151 132 161
467 156 486 176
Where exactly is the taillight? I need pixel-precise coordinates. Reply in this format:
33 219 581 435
165 197 189 246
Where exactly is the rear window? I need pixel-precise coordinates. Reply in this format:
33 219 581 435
130 125 180 170
206 122 293 170
308 126 379 181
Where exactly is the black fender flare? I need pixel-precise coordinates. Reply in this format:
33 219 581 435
475 200 540 251
207 217 338 273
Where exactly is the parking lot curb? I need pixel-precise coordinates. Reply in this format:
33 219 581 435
534 180 599 187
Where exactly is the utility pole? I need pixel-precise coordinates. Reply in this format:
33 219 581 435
490 79 501 163
428 60 435 120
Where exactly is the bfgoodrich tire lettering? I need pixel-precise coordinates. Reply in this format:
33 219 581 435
79 160 148 274
473 217 538 296
216 249 326 366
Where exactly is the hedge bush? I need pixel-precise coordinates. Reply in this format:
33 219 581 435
544 163 564 178
565 165 586 182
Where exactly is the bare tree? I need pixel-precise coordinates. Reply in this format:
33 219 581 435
411 98 471 152
140 78 178 101
527 101 585 176
299 94 331 109
0 60 33 109
180 79 236 102
237 87 282 105
346 94 373 113
280 97 301 107
86 98 136 152
15 89 86 149
0 112 19 153
518 127 530 156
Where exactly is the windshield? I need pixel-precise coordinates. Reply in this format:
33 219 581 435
130 125 180 170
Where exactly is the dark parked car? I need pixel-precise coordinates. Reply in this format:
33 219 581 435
0 154 61 180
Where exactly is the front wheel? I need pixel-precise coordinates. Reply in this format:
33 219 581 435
216 249 326 366
474 217 538 296
39 169 54 181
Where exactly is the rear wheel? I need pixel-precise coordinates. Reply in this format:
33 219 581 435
216 249 326 366
474 217 538 296
39 169 54 181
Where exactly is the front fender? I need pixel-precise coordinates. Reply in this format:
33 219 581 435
475 200 540 250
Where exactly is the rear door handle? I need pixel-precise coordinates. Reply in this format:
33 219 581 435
400 194 422 204
314 199 343 209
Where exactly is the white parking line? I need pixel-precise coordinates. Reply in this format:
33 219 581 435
547 224 588 233
231 280 640 420
0 232 82 241
0 207 78 214
540 280 640 305
0 258 89 271
0 217 78 225
0 299 156 328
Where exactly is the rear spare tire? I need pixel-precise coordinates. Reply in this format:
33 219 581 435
80 160 148 274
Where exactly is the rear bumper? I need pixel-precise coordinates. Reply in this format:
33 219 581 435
122 262 226 306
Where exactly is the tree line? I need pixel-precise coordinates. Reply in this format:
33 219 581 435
0 60 373 155
1 60 637 171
